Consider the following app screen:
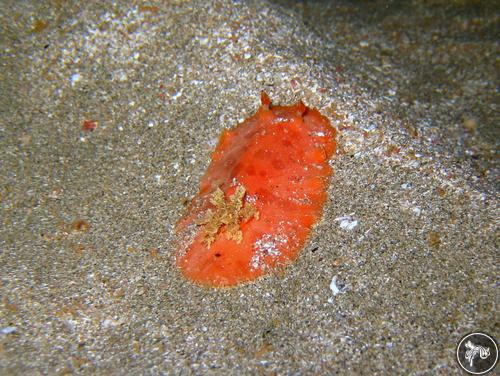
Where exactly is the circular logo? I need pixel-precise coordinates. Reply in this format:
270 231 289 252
456 332 498 375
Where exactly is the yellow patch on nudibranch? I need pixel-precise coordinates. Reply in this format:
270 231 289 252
199 185 258 247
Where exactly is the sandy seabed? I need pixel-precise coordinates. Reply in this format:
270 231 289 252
0 1 497 374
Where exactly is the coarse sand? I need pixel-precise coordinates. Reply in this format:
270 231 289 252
0 1 497 374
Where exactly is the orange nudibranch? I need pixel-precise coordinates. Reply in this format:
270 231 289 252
176 92 336 287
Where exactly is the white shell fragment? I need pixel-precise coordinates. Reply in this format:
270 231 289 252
335 214 359 230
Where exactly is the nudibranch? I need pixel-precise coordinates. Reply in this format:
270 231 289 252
176 92 336 287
